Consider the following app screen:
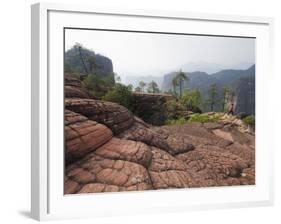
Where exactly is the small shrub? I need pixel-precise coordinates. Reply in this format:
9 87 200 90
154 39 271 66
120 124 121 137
180 89 202 112
102 83 135 110
164 99 185 120
165 117 188 125
237 112 248 119
81 73 115 98
188 113 220 123
243 115 255 126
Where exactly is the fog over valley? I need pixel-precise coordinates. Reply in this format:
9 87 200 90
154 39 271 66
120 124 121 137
65 29 255 86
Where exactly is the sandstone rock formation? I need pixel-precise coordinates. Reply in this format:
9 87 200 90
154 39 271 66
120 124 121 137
65 74 95 99
65 109 113 164
65 98 134 134
64 75 255 194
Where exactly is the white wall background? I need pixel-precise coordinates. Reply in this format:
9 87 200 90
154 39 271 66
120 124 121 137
0 0 279 223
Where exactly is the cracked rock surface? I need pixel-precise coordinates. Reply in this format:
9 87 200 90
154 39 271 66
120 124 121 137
64 76 255 194
65 98 134 134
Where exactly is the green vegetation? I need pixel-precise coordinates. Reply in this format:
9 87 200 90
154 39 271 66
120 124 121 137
164 99 185 120
127 84 133 91
180 89 202 110
77 44 89 74
172 76 179 95
82 73 115 98
102 83 135 110
222 85 231 112
236 112 248 119
172 70 189 97
206 83 218 111
243 115 255 126
66 43 117 98
165 113 222 126
165 117 188 125
221 85 235 112
65 43 106 75
134 86 141 92
64 62 74 73
147 81 160 93
134 80 161 94
188 113 221 123
138 81 146 92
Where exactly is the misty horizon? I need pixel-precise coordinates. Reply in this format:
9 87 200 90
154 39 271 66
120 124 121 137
65 28 255 85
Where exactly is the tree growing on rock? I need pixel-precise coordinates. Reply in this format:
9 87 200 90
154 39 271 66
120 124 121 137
147 81 160 93
139 81 146 92
102 83 135 110
181 89 202 111
174 70 189 98
134 86 141 92
64 62 74 73
207 83 218 111
88 56 100 74
127 84 133 91
172 76 179 95
75 43 89 75
82 73 115 98
221 85 235 112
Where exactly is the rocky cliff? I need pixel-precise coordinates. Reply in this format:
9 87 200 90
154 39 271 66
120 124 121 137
65 45 113 77
64 75 255 194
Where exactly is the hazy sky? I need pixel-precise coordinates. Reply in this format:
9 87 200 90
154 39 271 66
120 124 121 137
65 29 255 80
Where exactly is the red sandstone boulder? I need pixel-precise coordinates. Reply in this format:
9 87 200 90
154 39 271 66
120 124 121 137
65 98 134 134
65 74 96 99
65 85 91 99
65 74 82 88
65 110 113 164
118 121 194 155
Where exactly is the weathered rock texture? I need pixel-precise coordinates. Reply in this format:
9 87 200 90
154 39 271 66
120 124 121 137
64 74 255 194
65 74 95 99
65 109 113 164
65 98 134 134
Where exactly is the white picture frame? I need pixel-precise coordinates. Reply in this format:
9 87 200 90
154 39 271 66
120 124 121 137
31 2 274 221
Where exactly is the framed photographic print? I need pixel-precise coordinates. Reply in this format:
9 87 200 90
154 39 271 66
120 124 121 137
31 2 274 221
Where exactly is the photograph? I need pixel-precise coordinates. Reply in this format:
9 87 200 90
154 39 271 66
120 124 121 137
64 28 256 195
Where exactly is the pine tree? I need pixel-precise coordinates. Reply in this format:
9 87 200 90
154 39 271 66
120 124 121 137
174 70 189 98
147 81 160 93
139 81 146 92
207 83 218 111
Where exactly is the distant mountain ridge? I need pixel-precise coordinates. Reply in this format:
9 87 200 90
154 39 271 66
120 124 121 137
162 65 255 114
179 61 254 74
